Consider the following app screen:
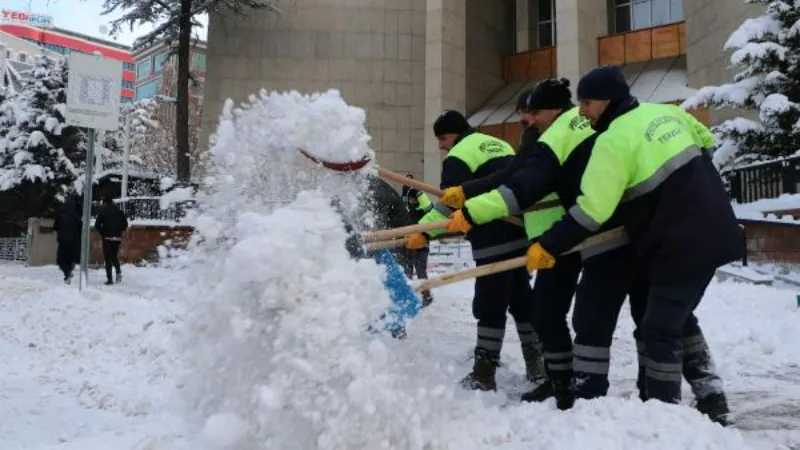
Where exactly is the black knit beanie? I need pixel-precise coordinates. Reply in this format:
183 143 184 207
577 66 630 101
517 78 572 111
433 110 471 136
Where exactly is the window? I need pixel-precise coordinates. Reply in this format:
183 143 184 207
122 80 134 89
613 0 682 33
191 52 207 71
136 59 151 79
120 96 134 104
153 52 168 73
537 0 556 48
135 80 160 101
123 62 135 71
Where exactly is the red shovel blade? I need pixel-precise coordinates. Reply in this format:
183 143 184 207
298 149 372 172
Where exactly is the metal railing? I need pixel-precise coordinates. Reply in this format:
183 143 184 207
94 197 193 223
728 156 800 203
0 238 27 261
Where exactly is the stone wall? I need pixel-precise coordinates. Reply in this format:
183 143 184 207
740 220 800 264
465 0 513 114
89 225 194 265
202 0 428 181
684 0 763 125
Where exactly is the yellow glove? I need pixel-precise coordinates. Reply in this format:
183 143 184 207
526 242 556 272
439 186 466 209
447 209 472 234
405 232 428 250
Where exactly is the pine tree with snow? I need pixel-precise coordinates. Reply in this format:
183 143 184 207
0 56 86 225
682 0 800 171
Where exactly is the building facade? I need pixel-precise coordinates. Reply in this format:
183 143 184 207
0 29 64 92
133 40 207 101
201 0 762 186
0 23 135 103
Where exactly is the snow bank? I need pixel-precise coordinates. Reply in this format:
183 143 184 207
734 193 800 223
177 89 748 449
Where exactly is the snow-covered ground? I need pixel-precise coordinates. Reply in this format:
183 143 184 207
0 259 798 449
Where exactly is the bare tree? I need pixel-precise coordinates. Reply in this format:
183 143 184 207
97 0 285 184
124 63 204 177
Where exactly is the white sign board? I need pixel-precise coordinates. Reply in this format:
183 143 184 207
65 52 122 131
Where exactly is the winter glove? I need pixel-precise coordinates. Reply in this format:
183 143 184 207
526 242 556 273
447 209 473 234
439 186 466 209
405 232 428 250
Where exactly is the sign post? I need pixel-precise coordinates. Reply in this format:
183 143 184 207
65 52 122 291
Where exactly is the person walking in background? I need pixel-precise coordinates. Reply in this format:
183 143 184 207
94 196 128 285
401 174 434 307
53 194 82 284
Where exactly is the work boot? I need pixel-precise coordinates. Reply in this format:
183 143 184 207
694 393 731 426
421 290 433 308
522 343 547 383
105 279 113 286
459 350 497 391
553 379 575 410
521 381 554 403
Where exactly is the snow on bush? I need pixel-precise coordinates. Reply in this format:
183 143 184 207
682 0 800 172
175 88 750 449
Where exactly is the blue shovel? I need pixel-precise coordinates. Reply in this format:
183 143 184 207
365 249 421 338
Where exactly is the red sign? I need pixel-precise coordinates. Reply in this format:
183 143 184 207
1 9 54 28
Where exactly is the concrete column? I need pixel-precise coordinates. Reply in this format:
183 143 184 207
555 0 608 88
424 0 467 188
516 0 530 52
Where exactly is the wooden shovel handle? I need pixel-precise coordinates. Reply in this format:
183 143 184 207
364 232 465 252
377 167 444 197
363 220 451 243
414 226 627 292
377 167 525 227
364 238 406 251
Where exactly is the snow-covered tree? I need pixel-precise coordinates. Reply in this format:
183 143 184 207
96 0 286 184
683 0 800 172
0 56 87 224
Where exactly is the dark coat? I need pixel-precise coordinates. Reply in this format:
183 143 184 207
439 130 528 263
53 195 82 244
94 202 128 238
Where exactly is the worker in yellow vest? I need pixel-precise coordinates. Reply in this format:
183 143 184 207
439 79 593 409
401 174 434 307
405 110 545 391
523 66 741 423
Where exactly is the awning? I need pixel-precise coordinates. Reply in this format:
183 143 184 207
468 79 541 128
468 54 694 128
621 55 695 104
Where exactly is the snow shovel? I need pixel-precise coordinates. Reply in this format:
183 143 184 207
365 248 421 337
362 219 451 243
364 232 464 252
414 226 628 292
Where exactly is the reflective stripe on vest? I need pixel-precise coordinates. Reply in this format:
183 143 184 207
574 103 711 229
